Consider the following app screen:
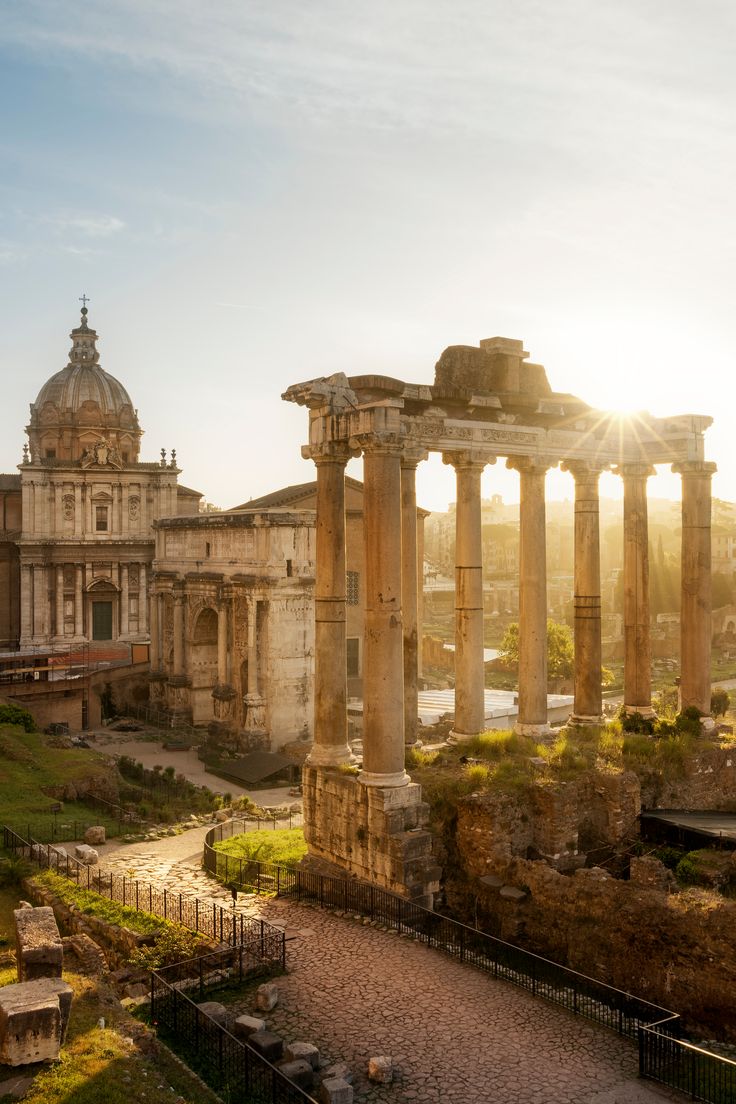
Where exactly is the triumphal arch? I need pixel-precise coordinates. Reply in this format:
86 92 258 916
284 336 714 904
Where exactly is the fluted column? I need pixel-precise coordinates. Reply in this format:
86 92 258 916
150 588 161 669
120 565 129 636
401 451 426 747
360 439 409 787
620 463 655 716
674 461 716 717
508 457 552 735
74 565 84 638
173 586 185 677
444 451 490 738
307 445 353 766
55 565 65 639
564 462 604 724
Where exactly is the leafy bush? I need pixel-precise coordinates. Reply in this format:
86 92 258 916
0 704 37 732
465 763 493 787
675 854 701 885
711 688 731 718
126 924 204 971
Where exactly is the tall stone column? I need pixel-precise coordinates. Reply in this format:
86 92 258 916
564 462 604 724
360 439 409 787
508 457 551 735
150 588 161 669
32 564 45 642
401 451 426 748
172 587 185 677
620 463 655 716
74 565 84 638
444 451 490 739
307 445 353 767
55 565 64 639
217 603 228 685
120 564 129 637
674 461 716 717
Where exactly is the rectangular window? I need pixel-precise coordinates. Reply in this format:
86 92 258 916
347 637 360 678
346 570 359 606
45 449 56 458
95 506 108 532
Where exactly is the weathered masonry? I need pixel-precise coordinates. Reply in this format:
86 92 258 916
284 337 714 902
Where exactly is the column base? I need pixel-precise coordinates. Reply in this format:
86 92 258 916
568 713 605 727
306 743 355 768
623 704 656 719
358 769 411 788
447 729 485 744
700 715 716 733
514 722 552 738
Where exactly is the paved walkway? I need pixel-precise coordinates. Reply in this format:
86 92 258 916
96 829 681 1104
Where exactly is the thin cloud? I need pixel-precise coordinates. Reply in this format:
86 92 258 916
46 213 125 237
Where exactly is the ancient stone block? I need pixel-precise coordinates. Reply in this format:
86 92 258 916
323 1062 353 1084
248 1030 283 1062
74 844 99 865
368 1055 393 1083
320 1078 354 1104
255 981 279 1011
197 1001 228 1026
284 1040 319 1069
278 1058 313 1091
14 906 63 982
629 856 677 892
232 1014 266 1038
84 826 106 845
0 978 73 1067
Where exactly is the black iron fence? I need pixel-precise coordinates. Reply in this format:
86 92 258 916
151 958 315 1104
2 824 286 951
204 822 736 1103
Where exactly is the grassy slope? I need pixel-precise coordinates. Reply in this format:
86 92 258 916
213 827 307 866
0 724 117 834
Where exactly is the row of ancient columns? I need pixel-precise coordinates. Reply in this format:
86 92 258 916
308 444 715 788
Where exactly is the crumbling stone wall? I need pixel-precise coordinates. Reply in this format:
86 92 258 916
637 744 736 810
450 818 736 1039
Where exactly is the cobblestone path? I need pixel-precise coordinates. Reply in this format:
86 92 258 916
98 832 680 1104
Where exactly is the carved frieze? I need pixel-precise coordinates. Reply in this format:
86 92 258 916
128 495 140 521
62 494 74 521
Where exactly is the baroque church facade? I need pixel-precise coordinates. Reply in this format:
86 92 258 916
0 306 200 651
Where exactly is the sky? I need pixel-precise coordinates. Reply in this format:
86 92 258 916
1 0 735 512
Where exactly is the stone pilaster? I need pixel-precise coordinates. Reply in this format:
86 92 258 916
443 450 491 739
360 437 409 787
619 463 655 717
149 588 161 670
306 444 353 767
508 457 552 735
55 565 64 639
401 450 426 748
138 563 147 632
564 462 605 724
74 565 84 639
172 586 185 677
674 461 716 718
120 564 129 637
20 564 32 644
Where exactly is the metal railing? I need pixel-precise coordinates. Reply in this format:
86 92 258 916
204 822 736 1103
151 959 315 1104
2 824 286 951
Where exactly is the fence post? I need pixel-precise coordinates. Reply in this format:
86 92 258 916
163 888 167 919
459 925 465 964
195 898 199 933
638 1028 645 1078
276 866 280 897
199 956 204 998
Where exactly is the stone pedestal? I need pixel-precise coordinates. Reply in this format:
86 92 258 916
302 765 440 906
0 978 73 1067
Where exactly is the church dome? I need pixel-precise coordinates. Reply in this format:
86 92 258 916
27 306 142 463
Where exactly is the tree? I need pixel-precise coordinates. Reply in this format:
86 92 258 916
499 619 574 680
711 688 730 718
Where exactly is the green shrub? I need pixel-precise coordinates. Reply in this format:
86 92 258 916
711 688 731 717
0 704 37 732
675 854 701 885
213 827 307 868
126 924 204 971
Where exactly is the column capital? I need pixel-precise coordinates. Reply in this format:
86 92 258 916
561 460 609 479
614 462 656 480
672 460 717 477
302 441 356 465
400 445 428 470
506 455 556 475
442 449 494 472
349 430 404 456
